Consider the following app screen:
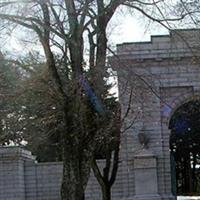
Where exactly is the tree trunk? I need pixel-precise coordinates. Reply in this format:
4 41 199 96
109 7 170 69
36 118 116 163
61 142 91 200
69 34 83 79
59 83 92 200
102 184 111 200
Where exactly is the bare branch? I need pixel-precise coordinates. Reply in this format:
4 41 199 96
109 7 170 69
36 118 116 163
91 158 105 187
121 87 133 124
49 4 66 36
64 0 78 34
109 141 120 186
131 0 164 6
123 2 194 23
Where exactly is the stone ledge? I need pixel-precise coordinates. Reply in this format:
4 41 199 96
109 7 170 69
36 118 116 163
0 146 35 161
116 29 200 61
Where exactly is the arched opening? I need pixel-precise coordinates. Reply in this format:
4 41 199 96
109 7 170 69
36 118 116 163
169 100 200 196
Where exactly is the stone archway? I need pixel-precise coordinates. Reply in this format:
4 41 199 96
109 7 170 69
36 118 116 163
114 29 200 200
161 94 200 197
169 99 200 196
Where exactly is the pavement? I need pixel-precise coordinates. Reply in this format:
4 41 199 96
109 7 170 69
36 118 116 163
178 197 200 200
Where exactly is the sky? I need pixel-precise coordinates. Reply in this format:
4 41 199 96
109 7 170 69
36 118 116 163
110 15 168 45
3 8 169 57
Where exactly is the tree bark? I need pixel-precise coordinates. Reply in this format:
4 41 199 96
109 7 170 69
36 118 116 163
102 184 111 200
61 138 92 200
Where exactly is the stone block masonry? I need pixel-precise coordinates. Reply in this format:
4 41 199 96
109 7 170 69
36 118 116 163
114 29 200 200
0 147 63 200
0 147 124 200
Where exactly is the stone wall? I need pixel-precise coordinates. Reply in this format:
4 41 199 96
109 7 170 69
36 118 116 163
0 147 124 200
0 147 63 200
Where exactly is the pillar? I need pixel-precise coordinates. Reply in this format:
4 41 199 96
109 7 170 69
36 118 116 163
134 149 161 200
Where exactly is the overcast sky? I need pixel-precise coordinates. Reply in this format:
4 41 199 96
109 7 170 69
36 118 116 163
110 14 168 45
3 8 169 57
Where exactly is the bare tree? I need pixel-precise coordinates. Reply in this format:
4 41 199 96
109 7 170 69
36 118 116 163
0 1 192 200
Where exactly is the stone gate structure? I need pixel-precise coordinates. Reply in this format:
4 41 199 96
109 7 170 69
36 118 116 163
113 29 200 200
0 29 200 200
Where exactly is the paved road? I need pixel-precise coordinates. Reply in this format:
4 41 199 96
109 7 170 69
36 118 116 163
178 197 200 200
